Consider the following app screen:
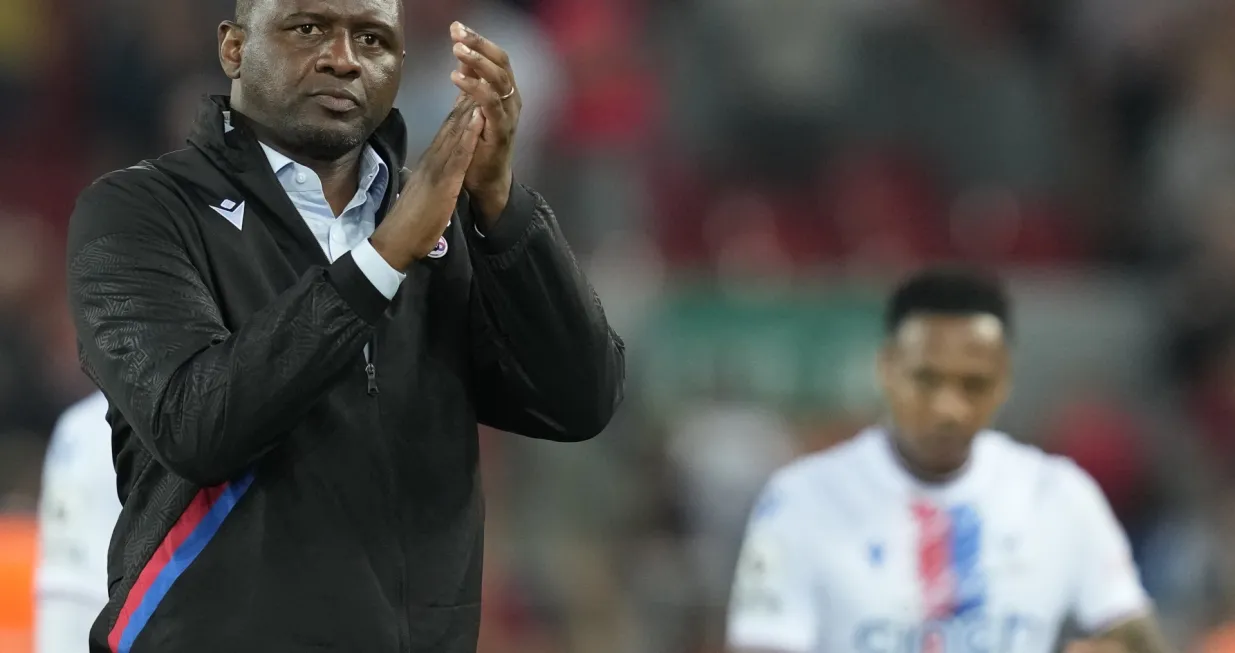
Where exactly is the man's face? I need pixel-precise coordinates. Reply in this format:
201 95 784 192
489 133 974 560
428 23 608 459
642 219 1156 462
222 0 404 159
878 314 1010 475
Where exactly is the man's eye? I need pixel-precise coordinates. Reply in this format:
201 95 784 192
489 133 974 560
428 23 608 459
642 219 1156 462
357 33 382 47
962 377 992 396
293 24 323 36
912 371 941 389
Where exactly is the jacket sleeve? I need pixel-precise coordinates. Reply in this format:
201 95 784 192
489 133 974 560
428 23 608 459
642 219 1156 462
463 183 626 442
67 170 392 486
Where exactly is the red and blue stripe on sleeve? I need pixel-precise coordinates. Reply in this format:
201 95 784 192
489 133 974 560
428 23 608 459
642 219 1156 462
108 472 255 653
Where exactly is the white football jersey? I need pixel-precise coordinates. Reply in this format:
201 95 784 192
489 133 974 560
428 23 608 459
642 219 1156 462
35 391 119 653
726 427 1150 653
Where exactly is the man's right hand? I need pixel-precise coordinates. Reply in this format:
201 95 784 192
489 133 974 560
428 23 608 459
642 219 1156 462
371 99 484 271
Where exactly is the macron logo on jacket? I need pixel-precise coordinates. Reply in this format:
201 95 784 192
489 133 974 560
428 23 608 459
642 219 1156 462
210 199 244 230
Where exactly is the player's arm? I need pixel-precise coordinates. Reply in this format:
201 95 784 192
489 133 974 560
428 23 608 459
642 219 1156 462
68 172 390 486
726 478 818 653
462 183 626 442
1065 617 1173 653
1096 616 1173 653
1061 461 1175 653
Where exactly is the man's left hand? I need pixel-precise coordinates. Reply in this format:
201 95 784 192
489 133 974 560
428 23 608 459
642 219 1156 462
450 21 520 227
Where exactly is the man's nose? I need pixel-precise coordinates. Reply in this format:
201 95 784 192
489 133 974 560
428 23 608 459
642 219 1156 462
317 35 361 77
930 387 971 424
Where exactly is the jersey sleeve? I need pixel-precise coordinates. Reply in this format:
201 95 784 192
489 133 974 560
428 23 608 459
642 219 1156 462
36 598 101 653
36 397 119 608
726 475 818 652
1060 461 1152 633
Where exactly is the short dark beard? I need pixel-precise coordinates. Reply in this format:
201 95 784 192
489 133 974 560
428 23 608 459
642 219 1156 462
233 75 378 163
282 120 368 161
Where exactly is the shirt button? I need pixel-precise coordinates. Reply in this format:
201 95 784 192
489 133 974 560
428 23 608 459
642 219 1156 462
295 172 307 184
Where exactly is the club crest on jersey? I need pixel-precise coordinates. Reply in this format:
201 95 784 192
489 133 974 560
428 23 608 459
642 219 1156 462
428 236 448 259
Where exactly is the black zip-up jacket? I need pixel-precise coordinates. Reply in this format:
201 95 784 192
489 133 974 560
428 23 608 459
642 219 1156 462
66 96 625 653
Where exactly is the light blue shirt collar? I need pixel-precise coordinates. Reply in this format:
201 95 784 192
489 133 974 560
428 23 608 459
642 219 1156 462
219 109 387 214
258 142 390 214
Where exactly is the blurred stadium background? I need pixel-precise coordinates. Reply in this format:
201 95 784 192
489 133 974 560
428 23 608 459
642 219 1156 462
5 0 1235 651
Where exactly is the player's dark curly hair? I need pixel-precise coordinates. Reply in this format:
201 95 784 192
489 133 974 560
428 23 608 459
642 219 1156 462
885 265 1011 337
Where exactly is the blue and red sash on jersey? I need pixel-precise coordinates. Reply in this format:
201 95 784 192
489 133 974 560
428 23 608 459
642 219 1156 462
913 500 987 653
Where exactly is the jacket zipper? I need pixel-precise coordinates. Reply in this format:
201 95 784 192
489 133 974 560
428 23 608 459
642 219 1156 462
362 332 407 650
365 336 379 396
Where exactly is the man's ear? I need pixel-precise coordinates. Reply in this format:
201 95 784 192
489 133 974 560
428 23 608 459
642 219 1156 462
219 21 244 80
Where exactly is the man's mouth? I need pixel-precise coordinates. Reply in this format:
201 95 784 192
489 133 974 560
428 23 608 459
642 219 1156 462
310 90 361 113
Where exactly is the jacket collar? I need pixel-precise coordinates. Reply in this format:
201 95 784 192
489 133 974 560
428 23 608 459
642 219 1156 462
186 95 409 271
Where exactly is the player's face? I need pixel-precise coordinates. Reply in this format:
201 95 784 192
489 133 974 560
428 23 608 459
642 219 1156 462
878 314 1010 476
220 0 404 160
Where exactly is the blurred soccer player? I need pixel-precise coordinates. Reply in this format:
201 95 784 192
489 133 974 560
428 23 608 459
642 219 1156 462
726 266 1172 653
35 391 119 653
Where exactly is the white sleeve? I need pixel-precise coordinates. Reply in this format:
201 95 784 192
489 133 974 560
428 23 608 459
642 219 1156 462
351 239 406 300
726 477 818 652
1061 462 1152 632
36 595 99 653
35 397 117 627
